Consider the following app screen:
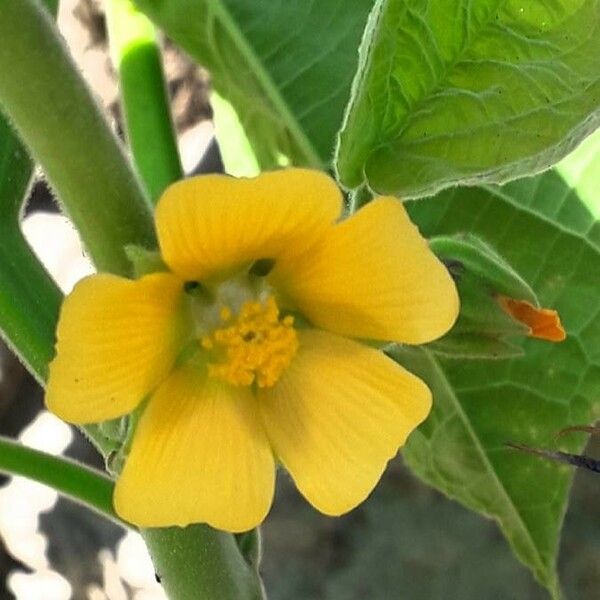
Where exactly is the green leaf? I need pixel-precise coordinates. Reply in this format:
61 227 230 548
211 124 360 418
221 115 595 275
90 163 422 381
211 90 260 177
395 134 600 597
336 0 600 198
132 0 374 168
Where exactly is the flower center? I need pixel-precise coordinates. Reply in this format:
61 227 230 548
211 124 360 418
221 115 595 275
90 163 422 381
201 296 298 388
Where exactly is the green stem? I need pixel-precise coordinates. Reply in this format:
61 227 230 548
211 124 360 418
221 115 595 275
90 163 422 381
0 229 62 383
0 228 122 458
0 435 120 524
0 121 32 222
0 0 120 458
143 526 264 600
0 109 61 383
0 0 156 275
106 0 183 204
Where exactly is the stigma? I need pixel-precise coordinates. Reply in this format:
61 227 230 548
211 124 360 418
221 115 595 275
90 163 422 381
201 296 298 388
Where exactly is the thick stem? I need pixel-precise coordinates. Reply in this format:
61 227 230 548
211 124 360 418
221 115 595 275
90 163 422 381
0 0 156 274
0 435 120 524
143 526 265 600
106 0 183 204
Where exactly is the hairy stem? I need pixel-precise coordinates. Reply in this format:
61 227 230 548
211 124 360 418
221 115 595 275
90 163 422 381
0 0 156 274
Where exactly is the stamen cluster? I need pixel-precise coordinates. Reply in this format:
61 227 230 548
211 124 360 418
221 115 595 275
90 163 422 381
201 296 298 388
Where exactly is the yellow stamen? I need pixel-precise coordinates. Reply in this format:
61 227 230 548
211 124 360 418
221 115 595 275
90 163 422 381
201 297 298 388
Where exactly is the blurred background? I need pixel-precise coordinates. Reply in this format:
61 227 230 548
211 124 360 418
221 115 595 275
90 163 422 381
1 1 599 598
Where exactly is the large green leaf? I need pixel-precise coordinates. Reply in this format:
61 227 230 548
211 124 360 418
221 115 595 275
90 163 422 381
394 133 600 598
133 0 374 168
336 0 600 198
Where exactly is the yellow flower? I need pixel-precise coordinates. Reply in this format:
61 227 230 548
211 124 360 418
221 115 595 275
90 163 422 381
45 169 459 532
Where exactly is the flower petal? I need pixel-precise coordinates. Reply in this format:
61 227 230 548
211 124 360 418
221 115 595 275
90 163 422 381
272 198 459 344
498 296 566 342
46 273 186 423
114 365 275 531
156 168 342 280
259 330 431 516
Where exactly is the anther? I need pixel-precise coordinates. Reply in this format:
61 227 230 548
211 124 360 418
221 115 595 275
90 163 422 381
201 296 298 388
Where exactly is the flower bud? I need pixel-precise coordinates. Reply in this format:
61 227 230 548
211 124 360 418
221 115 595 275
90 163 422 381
428 234 565 359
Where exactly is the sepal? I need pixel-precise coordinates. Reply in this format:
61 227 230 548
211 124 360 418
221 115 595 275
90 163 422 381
125 244 169 278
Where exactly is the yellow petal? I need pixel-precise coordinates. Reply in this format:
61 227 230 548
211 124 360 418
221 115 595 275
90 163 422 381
259 330 431 516
114 365 275 531
155 168 342 281
46 273 186 423
272 198 459 344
